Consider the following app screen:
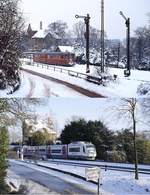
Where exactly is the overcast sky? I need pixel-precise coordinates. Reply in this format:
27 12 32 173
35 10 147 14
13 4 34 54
22 0 150 39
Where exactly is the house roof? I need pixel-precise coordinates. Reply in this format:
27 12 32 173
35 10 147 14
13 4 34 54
57 46 74 53
32 29 46 39
32 30 61 40
27 24 37 38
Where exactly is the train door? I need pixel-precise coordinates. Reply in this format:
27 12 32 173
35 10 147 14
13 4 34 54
47 146 51 158
62 145 67 159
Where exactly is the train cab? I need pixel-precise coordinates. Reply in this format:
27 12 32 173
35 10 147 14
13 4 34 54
68 141 96 160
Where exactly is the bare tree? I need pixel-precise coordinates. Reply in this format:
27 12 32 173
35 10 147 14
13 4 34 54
0 98 41 126
73 22 104 50
134 27 150 68
73 21 86 47
89 27 101 50
45 20 68 46
0 0 24 90
116 98 139 180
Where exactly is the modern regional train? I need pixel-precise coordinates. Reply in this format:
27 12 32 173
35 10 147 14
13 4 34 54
23 141 97 160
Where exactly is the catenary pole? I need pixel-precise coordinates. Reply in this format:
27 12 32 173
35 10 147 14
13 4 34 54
101 0 105 73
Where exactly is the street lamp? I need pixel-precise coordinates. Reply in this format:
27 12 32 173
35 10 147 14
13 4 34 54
119 11 131 77
75 14 90 73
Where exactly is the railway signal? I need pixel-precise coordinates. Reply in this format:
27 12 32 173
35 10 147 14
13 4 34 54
75 14 90 73
119 11 131 77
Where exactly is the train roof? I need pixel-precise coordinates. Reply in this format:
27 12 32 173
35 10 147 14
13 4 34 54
23 51 74 55
69 141 93 145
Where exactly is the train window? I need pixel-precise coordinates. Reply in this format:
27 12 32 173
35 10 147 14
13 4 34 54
69 147 80 152
86 145 95 149
60 55 64 59
28 150 35 152
51 149 61 153
39 149 46 152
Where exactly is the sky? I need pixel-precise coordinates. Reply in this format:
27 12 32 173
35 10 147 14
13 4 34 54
21 0 150 39
9 98 150 142
36 98 150 133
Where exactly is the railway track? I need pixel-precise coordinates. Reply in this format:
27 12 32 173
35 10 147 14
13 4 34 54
21 67 105 98
23 158 150 175
46 159 150 175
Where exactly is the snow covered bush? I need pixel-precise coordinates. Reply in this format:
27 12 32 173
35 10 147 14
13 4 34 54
73 43 101 64
137 83 150 96
0 0 24 90
94 66 118 86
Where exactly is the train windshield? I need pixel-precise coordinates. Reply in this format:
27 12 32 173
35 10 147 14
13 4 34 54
86 144 95 148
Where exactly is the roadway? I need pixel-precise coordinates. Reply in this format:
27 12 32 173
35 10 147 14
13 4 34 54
9 161 96 194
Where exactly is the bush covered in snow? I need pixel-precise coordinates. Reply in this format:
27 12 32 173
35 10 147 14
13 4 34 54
0 0 24 91
137 83 150 96
73 43 101 65
93 66 118 86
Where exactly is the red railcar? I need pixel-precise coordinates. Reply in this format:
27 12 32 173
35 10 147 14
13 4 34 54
33 52 75 66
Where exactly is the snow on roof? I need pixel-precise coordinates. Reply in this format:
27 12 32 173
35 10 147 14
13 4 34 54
58 46 74 53
32 30 46 39
25 120 57 135
32 30 61 40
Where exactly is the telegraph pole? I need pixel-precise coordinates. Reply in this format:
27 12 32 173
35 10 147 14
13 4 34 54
101 0 105 73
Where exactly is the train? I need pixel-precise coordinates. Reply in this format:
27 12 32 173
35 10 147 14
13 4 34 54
32 51 75 66
23 141 97 160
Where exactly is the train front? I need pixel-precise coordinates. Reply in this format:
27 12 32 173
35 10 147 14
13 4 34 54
85 143 97 160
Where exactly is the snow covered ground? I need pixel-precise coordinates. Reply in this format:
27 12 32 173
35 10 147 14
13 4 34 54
0 70 85 98
0 59 150 98
21 60 150 98
9 159 150 195
6 169 57 194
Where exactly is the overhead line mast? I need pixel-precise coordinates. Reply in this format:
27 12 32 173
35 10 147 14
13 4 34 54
101 0 105 73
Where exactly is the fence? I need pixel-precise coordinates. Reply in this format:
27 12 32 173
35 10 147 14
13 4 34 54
22 59 103 85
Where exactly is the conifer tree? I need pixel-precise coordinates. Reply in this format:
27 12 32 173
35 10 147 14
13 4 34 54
0 127 9 193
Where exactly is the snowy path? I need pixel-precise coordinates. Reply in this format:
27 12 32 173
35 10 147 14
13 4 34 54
22 71 85 98
0 71 86 98
22 68 105 98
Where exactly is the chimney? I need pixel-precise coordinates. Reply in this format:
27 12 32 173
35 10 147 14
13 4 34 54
40 21 43 30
